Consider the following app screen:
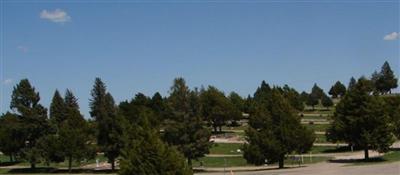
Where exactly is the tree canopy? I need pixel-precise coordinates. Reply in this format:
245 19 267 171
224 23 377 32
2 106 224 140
327 77 394 159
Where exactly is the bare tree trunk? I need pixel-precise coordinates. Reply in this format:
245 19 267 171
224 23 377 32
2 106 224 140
111 158 115 171
68 156 72 173
364 149 369 160
278 155 284 169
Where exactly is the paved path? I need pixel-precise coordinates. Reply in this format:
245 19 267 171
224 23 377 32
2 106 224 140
196 162 400 175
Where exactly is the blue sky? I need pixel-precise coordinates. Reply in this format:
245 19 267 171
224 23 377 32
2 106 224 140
1 1 399 117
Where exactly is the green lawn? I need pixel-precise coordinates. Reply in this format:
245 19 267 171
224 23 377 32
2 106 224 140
193 157 249 167
0 154 107 168
315 134 327 143
193 156 331 168
304 123 330 132
309 146 352 153
350 150 400 166
209 143 244 155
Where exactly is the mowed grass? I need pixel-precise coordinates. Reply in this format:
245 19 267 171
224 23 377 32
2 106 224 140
193 156 331 168
304 123 330 132
193 157 248 167
350 150 400 166
0 154 107 168
310 146 352 154
209 143 244 155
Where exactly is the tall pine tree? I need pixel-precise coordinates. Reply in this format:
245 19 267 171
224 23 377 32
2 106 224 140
89 78 123 170
10 79 50 169
163 78 211 167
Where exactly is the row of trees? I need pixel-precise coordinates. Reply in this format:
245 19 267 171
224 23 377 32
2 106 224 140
0 61 398 172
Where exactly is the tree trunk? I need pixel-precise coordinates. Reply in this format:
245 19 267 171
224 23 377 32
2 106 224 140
111 158 115 171
219 126 222 132
188 158 192 167
278 155 284 169
9 154 13 162
31 162 36 169
213 126 217 133
364 148 369 160
68 156 72 173
312 105 315 111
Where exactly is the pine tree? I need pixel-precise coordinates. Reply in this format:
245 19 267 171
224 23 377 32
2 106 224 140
329 81 346 98
49 90 66 129
374 61 398 94
163 78 211 167
348 77 357 91
321 93 334 109
0 112 25 162
89 78 123 171
60 90 95 172
244 88 314 168
10 79 50 169
119 115 192 175
200 86 233 132
327 77 394 160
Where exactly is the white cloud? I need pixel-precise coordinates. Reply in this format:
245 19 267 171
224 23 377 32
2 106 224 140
3 79 13 85
17 45 28 53
383 32 399 41
40 9 71 23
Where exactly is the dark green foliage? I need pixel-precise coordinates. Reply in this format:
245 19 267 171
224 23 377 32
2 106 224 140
10 79 50 168
329 81 346 98
305 93 319 110
244 88 314 168
253 80 271 105
0 112 25 162
372 61 398 94
348 77 357 91
300 91 309 103
119 93 163 129
327 77 394 160
200 86 235 132
228 92 245 123
61 90 95 172
321 93 334 109
311 83 324 99
282 85 304 111
89 78 123 170
119 116 192 175
49 90 66 129
382 96 400 139
163 78 211 167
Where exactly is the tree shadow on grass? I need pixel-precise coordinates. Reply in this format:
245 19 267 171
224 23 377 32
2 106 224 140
329 157 386 164
0 161 21 167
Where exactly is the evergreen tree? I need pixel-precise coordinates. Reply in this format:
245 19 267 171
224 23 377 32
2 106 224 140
49 90 66 129
329 81 346 98
373 61 398 94
282 85 304 111
305 93 319 110
10 79 50 169
243 89 314 168
311 83 324 99
119 115 192 175
89 78 123 170
327 77 394 160
163 78 211 167
321 93 334 109
228 92 245 125
60 90 95 172
300 91 309 103
0 112 25 162
348 77 357 91
200 86 233 132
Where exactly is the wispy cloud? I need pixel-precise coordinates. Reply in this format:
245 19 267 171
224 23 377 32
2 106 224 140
3 79 13 85
383 32 399 41
40 9 71 23
17 45 28 53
